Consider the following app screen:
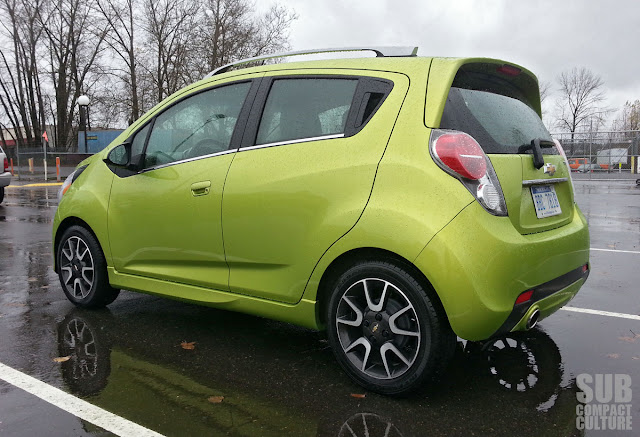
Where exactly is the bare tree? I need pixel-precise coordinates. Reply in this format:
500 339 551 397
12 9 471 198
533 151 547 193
38 0 109 149
1 0 296 152
554 67 609 143
250 4 297 57
616 100 640 131
141 0 197 103
0 0 47 150
610 100 640 144
537 79 552 126
95 0 141 123
186 0 297 81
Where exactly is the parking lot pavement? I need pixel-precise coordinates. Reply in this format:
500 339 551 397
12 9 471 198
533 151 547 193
0 180 638 436
0 381 116 437
4 166 75 186
572 171 639 181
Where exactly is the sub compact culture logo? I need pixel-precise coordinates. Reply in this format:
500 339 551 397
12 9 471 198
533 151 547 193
576 373 632 431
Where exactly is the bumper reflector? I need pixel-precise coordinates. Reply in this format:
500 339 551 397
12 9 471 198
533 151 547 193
515 290 534 305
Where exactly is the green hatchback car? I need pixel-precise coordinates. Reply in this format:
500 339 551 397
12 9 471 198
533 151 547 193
53 47 589 395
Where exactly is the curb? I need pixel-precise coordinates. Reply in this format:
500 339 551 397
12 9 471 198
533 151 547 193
7 182 63 188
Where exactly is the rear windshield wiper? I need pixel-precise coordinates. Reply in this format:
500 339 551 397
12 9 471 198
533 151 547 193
518 138 555 169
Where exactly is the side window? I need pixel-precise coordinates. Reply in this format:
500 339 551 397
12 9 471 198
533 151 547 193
256 79 358 145
131 123 150 164
144 82 251 169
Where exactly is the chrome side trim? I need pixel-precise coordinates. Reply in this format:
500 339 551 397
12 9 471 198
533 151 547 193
522 177 568 186
205 46 419 78
140 149 235 173
240 134 345 152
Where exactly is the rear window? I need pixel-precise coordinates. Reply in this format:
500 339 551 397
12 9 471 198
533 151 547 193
440 87 555 155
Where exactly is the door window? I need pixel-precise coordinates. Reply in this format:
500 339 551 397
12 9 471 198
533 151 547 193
256 79 358 145
144 82 251 168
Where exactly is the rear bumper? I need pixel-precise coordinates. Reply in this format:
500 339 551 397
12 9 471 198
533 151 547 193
0 172 10 188
414 202 590 341
493 264 589 337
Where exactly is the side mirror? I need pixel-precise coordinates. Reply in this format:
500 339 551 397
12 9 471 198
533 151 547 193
104 143 132 168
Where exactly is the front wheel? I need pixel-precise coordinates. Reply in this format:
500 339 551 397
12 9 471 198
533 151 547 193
57 225 120 308
326 261 456 395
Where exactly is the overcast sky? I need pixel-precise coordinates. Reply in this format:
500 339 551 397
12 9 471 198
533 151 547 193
272 0 639 129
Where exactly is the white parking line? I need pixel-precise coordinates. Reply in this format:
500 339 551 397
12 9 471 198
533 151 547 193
0 362 164 437
561 306 640 321
591 248 640 255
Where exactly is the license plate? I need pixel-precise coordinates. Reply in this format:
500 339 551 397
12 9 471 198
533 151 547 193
531 185 562 218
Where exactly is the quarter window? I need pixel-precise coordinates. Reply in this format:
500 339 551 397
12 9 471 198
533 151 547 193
256 79 358 145
144 82 251 168
131 123 150 163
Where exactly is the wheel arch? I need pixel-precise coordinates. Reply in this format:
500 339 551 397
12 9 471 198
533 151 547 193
54 217 105 273
315 247 450 330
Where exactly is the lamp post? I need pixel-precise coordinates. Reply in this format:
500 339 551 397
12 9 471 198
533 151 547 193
78 95 90 153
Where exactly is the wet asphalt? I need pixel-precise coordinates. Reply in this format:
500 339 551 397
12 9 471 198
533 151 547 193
0 176 639 437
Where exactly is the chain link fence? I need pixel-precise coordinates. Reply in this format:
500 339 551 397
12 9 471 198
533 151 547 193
5 130 640 182
4 142 91 181
552 131 639 181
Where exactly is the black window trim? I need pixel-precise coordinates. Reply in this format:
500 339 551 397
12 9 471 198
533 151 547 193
110 78 261 177
239 74 394 151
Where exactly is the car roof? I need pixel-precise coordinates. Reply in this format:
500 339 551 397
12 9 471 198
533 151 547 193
210 56 433 79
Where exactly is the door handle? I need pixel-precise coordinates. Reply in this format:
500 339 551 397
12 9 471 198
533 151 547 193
191 180 211 196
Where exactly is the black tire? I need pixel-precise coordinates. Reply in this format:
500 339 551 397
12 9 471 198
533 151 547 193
0 186 4 204
326 260 456 396
57 225 120 308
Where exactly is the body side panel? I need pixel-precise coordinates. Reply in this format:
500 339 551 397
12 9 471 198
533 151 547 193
414 201 589 341
53 161 115 265
301 67 475 303
106 267 319 329
222 69 411 304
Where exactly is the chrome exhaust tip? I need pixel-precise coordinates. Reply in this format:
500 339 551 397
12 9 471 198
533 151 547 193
526 309 540 330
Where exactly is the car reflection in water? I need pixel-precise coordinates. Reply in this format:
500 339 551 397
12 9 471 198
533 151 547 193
56 303 584 437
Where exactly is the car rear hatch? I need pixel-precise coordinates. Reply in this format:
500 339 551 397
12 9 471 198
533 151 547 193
426 60 573 234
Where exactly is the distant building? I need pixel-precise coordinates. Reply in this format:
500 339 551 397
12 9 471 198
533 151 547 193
0 126 56 155
77 129 125 154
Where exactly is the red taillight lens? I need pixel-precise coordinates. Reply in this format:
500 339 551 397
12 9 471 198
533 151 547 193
582 264 589 273
515 290 534 305
3 158 8 172
433 132 487 180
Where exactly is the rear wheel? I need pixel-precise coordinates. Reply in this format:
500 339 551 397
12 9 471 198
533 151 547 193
57 225 119 308
0 187 4 204
326 260 456 395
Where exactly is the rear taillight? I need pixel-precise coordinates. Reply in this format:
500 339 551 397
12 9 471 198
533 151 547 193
3 158 8 172
553 138 575 195
430 129 507 216
432 132 486 180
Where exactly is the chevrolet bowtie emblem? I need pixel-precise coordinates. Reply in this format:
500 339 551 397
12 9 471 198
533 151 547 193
543 163 556 176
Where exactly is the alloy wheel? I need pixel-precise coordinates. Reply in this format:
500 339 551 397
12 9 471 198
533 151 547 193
335 278 421 380
60 236 95 299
